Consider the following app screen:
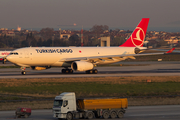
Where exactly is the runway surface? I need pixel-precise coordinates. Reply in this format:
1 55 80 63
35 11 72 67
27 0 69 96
0 105 180 120
1 61 180 78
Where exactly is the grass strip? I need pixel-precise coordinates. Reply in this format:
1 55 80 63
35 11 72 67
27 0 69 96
0 77 180 98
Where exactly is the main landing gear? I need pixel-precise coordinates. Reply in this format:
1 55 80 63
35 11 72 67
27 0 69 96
61 68 73 74
21 67 26 75
86 69 98 74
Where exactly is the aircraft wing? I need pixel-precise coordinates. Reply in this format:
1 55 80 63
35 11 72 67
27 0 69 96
59 48 175 63
151 48 180 53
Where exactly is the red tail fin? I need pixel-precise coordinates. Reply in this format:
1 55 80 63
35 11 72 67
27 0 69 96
120 18 150 47
166 48 175 53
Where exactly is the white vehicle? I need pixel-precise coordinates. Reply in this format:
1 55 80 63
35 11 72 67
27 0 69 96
6 18 174 75
53 92 128 120
0 51 11 64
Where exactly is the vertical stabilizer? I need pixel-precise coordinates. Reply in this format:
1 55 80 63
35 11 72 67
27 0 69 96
120 18 149 47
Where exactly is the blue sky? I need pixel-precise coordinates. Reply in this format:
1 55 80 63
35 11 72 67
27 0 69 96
0 0 180 31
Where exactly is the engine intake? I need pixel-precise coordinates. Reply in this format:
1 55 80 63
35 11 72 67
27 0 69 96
71 61 94 71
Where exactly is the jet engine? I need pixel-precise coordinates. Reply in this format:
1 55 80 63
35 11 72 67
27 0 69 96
31 66 51 70
71 61 94 71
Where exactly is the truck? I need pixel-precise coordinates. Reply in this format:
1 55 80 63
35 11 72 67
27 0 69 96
15 107 31 118
53 92 128 120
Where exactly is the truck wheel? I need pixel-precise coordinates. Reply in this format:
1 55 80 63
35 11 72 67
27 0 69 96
103 111 109 119
16 115 20 118
117 111 124 118
67 113 73 120
24 114 28 118
110 111 117 119
87 111 94 119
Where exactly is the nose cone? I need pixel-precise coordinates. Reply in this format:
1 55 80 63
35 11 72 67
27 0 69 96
6 55 14 63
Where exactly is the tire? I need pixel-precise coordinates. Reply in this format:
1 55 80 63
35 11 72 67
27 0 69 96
21 71 26 75
69 69 73 73
87 111 94 119
117 111 124 119
103 111 109 119
65 69 69 74
62 69 65 74
24 114 28 118
89 70 93 74
67 113 73 120
16 115 21 118
110 111 117 119
93 69 98 74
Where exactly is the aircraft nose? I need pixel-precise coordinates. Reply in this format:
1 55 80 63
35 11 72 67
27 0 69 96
6 55 14 62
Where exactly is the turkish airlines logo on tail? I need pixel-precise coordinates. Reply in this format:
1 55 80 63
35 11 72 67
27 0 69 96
131 27 145 47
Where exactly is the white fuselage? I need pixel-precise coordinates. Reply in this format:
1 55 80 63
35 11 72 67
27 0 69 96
7 47 137 67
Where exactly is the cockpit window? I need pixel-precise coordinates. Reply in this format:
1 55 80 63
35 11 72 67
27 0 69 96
9 52 18 55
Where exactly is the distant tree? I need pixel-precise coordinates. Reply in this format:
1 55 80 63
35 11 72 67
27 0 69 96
40 28 54 41
37 38 43 46
54 38 65 47
111 37 126 46
21 40 29 47
42 39 52 46
0 42 6 48
156 39 168 47
68 34 81 46
91 38 100 46
46 39 52 46
90 25 109 38
30 38 37 47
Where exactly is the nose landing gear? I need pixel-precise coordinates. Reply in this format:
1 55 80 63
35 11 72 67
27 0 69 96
21 67 26 75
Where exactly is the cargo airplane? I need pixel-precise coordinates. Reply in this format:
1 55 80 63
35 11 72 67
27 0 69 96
6 18 174 75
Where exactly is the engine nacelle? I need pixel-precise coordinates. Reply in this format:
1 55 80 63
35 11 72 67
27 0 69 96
71 61 94 71
31 66 51 71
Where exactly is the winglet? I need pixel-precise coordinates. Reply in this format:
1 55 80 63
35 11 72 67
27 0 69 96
166 48 175 53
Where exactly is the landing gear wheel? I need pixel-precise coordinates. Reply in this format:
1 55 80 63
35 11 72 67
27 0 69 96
65 69 69 73
21 71 26 75
86 69 98 74
62 69 73 74
69 69 73 73
62 69 65 73
93 69 98 74
89 70 93 74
